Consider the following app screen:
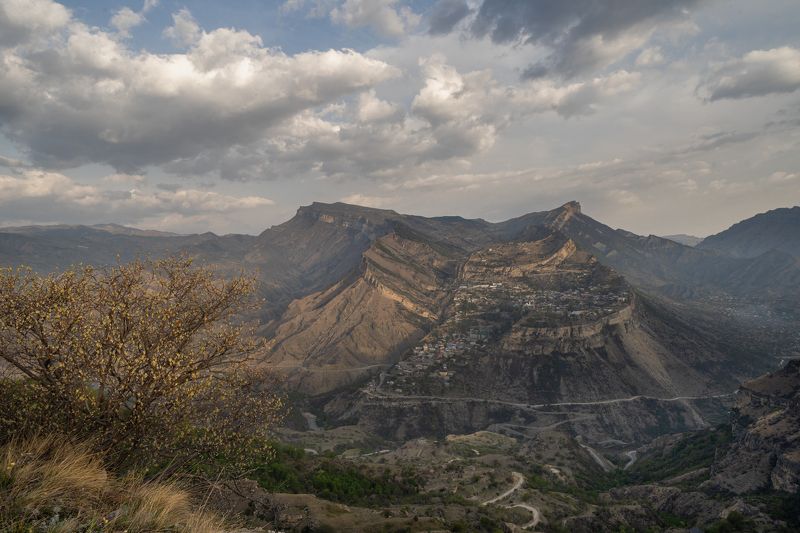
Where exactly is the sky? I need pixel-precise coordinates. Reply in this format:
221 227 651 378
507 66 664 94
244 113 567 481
0 0 799 236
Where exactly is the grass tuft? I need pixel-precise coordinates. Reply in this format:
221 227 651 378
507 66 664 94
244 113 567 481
0 436 226 532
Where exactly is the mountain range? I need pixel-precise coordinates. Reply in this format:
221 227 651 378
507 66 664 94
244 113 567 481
3 200 800 530
2 202 799 442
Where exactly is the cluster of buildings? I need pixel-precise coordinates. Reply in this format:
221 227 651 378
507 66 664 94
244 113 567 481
372 263 630 396
452 278 629 325
371 327 491 395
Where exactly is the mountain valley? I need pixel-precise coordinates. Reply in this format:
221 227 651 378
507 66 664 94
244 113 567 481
2 201 800 531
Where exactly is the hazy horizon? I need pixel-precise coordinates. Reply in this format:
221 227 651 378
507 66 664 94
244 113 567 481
1 198 796 239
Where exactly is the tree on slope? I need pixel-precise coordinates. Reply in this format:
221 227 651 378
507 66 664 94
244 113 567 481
0 257 283 471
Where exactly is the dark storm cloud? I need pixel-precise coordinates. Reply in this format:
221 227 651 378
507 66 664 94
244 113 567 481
428 0 471 35
467 0 705 77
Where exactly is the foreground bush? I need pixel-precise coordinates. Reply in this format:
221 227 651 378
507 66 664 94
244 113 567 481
0 436 226 532
0 258 283 471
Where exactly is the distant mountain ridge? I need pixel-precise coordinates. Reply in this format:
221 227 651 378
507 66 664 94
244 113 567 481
2 201 798 313
662 234 704 247
0 222 183 237
699 206 800 258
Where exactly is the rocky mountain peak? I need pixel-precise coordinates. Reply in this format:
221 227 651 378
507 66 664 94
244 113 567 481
560 200 582 214
548 201 583 230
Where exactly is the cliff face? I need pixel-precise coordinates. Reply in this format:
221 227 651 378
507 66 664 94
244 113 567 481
3 201 795 444
331 229 751 443
261 230 460 394
708 360 800 494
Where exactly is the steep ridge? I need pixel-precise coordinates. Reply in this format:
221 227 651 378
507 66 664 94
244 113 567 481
214 203 511 321
261 228 464 393
699 206 800 258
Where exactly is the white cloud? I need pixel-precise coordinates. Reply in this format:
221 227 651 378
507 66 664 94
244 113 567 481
340 193 396 207
0 170 99 204
700 46 800 101
767 171 798 183
0 0 70 46
510 69 642 117
110 8 144 37
0 5 399 173
163 8 201 46
636 46 665 67
160 56 641 182
0 169 273 231
330 0 420 37
110 0 159 38
356 90 399 122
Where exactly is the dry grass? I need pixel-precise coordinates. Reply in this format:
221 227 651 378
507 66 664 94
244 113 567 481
0 436 227 532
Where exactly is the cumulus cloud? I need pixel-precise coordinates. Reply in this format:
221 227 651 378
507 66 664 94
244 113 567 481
159 55 639 182
110 8 144 37
330 0 420 37
468 0 703 77
0 169 273 230
0 0 70 47
110 0 159 38
163 8 201 46
0 3 399 173
700 46 800 101
356 90 400 122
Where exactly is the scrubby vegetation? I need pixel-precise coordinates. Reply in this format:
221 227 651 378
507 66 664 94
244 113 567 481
0 436 225 532
624 425 732 485
0 259 285 531
251 443 423 506
0 258 284 471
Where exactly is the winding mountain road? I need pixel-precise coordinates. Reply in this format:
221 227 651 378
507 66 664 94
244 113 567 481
366 390 736 409
482 471 526 506
482 471 542 529
623 450 638 470
511 504 542 529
